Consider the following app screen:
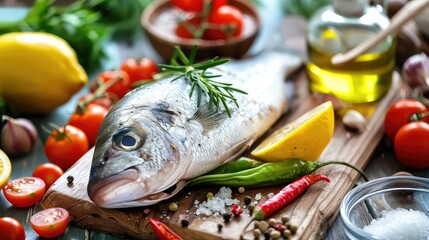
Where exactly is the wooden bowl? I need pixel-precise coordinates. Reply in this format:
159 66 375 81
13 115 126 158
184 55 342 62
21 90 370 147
141 0 260 61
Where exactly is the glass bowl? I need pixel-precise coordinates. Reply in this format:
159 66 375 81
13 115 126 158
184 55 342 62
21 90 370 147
340 176 429 240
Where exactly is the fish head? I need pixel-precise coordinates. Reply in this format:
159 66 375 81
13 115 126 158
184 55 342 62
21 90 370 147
87 109 189 208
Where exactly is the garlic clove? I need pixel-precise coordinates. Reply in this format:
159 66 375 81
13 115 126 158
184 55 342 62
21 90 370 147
1 115 38 157
342 110 366 133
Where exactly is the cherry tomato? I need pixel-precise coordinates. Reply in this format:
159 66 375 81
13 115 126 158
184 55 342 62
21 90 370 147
0 217 26 240
30 207 69 238
32 163 64 189
69 103 108 147
394 121 429 169
90 70 131 99
2 177 45 208
175 16 203 39
44 125 89 170
120 58 159 85
384 99 429 141
78 93 116 110
206 5 243 40
172 0 227 12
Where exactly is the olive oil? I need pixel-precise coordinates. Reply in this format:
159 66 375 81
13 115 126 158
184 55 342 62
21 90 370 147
306 0 395 103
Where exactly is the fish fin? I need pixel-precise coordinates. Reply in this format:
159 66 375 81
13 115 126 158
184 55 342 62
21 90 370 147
222 138 254 164
189 104 228 134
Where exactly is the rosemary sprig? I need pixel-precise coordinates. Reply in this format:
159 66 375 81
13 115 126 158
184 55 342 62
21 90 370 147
155 46 247 117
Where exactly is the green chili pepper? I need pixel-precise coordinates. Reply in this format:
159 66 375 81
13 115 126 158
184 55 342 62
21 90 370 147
206 157 263 175
189 159 368 188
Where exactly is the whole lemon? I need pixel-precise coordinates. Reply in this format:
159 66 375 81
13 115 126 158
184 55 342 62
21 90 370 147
0 32 88 114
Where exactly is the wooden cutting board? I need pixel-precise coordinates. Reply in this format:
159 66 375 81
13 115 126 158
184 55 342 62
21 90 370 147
40 69 403 240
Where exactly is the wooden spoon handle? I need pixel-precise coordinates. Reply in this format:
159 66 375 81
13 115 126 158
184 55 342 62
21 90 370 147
331 0 429 65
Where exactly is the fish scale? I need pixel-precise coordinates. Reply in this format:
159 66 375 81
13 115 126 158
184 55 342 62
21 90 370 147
87 51 302 208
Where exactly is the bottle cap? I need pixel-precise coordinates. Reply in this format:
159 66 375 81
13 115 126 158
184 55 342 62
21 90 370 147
333 0 368 16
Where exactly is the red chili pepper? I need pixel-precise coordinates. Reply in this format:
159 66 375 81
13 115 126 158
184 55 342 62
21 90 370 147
149 218 183 240
252 174 330 220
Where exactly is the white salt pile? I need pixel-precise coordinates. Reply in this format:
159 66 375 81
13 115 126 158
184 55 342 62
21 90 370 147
194 187 239 216
362 208 429 240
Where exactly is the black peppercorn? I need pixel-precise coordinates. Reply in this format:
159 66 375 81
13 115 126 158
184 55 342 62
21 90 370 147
67 175 74 184
244 196 252 205
222 213 232 222
181 219 189 227
217 223 223 231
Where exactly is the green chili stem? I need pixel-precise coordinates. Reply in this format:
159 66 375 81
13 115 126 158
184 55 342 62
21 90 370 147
317 161 370 182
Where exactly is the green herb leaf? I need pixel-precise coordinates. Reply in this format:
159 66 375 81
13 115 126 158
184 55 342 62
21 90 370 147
155 46 247 117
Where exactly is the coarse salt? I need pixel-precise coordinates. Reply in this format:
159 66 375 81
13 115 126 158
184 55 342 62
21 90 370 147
255 193 262 201
194 187 239 216
362 208 429 240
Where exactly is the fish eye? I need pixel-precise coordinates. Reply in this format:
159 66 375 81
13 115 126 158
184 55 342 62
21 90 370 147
112 128 143 151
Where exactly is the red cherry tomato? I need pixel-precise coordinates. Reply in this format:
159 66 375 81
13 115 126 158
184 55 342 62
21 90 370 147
172 0 227 12
78 93 116 110
2 177 45 208
120 58 159 85
206 5 244 40
90 70 131 99
0 217 26 240
175 16 203 39
44 125 89 170
69 103 108 147
394 121 429 169
32 163 64 189
384 99 429 141
30 207 69 238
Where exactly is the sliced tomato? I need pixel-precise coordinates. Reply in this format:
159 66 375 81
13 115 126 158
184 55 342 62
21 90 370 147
32 163 64 189
2 177 46 208
0 217 26 240
30 207 69 238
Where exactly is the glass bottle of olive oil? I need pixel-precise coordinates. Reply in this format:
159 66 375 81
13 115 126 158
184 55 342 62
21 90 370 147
306 0 395 103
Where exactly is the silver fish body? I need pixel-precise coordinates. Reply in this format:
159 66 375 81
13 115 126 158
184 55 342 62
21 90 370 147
87 52 301 208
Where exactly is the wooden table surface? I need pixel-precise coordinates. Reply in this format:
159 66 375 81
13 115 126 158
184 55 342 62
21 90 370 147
1 1 429 240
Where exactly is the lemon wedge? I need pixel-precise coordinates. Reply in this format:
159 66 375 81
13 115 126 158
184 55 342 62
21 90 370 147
251 101 335 162
0 149 12 189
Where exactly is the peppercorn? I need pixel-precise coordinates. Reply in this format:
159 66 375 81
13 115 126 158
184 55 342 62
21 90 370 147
283 229 292 238
181 219 189 227
270 230 281 240
169 202 178 212
258 220 269 232
222 213 232 222
290 225 298 234
244 196 252 205
268 218 277 227
238 186 245 193
254 221 260 229
248 204 255 212
67 175 74 184
281 216 290 224
207 192 214 199
253 228 262 238
217 223 223 231
263 232 271 240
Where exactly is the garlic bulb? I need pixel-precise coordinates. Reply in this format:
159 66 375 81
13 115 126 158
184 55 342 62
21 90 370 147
1 115 38 157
